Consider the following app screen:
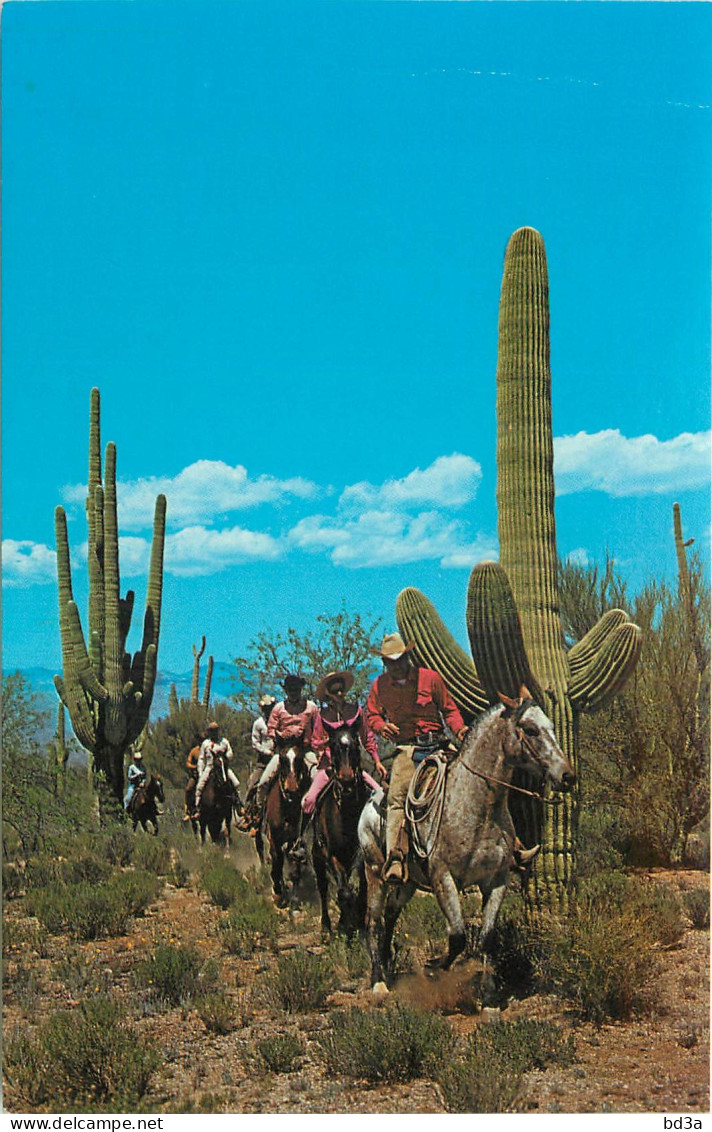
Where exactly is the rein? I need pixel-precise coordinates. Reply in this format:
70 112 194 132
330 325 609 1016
457 726 560 806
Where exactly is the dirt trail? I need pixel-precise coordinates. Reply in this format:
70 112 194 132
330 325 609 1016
3 859 709 1113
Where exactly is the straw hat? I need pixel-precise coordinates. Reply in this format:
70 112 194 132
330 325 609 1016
259 694 277 708
315 670 355 702
374 633 414 661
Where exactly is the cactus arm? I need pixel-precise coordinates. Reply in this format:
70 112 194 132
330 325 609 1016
569 623 643 713
396 587 489 720
192 635 206 703
466 562 544 703
119 591 135 650
169 684 179 718
203 655 214 710
66 601 108 702
567 609 630 676
141 495 166 656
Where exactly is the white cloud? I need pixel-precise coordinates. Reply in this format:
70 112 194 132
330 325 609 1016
2 540 57 587
62 460 319 531
289 509 496 569
554 430 711 497
565 547 590 567
340 454 482 512
164 525 283 576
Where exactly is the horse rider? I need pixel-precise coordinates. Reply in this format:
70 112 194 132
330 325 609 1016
237 694 277 832
124 750 147 812
182 738 202 822
252 674 320 818
302 670 387 818
365 633 469 883
366 633 541 882
192 721 241 818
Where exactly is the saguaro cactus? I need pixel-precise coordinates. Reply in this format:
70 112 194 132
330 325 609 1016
54 388 166 804
397 228 642 908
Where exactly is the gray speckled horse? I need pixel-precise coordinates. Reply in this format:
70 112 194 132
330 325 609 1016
357 690 575 1005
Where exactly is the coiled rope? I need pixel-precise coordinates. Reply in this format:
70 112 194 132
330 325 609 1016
405 755 448 859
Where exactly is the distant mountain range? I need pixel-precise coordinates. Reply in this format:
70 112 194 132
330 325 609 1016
6 662 242 723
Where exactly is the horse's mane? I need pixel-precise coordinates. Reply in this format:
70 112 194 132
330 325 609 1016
468 702 505 743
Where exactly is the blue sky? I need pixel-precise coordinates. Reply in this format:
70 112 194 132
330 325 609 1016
2 0 710 679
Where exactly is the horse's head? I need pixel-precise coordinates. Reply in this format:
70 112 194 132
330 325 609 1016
498 689 575 793
276 736 308 796
328 723 362 791
150 775 165 804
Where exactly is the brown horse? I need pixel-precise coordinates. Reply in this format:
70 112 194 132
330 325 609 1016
193 754 239 847
312 721 369 939
130 775 165 835
260 737 311 908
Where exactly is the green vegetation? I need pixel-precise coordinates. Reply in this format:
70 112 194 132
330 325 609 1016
317 1003 454 1082
263 947 336 1013
54 387 166 805
434 1020 574 1113
195 992 239 1034
26 871 161 940
683 887 710 930
232 604 383 706
255 1032 305 1073
217 896 280 958
3 997 160 1111
135 943 217 1007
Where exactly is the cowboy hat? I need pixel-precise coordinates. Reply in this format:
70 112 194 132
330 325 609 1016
206 720 219 733
373 632 414 661
315 670 355 702
259 694 277 707
282 673 306 689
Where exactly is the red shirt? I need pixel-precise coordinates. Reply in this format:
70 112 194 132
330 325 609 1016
366 667 464 743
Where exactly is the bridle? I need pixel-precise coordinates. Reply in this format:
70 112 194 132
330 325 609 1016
457 701 561 806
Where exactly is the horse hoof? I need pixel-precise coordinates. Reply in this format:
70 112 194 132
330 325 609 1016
425 955 446 971
273 894 288 909
372 981 389 1002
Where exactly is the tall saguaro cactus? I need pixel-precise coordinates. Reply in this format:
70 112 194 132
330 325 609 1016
397 228 642 908
54 388 167 804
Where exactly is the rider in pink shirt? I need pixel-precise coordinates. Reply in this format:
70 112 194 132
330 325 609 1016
302 671 387 815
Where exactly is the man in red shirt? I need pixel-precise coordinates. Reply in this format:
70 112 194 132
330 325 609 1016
366 633 468 883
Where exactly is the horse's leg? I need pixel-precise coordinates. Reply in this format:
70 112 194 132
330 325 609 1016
255 828 265 865
364 864 390 994
382 882 414 979
428 868 467 970
356 862 368 936
271 837 287 908
312 845 332 939
478 878 507 1010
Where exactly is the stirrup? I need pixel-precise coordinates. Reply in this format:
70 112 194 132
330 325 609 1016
382 852 407 884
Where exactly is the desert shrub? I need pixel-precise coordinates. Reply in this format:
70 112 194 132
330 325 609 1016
255 1032 305 1073
135 943 217 1006
433 1020 574 1113
131 836 172 876
199 857 247 909
473 1019 575 1073
575 806 630 877
3 919 51 959
435 1041 520 1113
537 904 660 1023
117 870 163 917
196 992 239 1035
263 947 336 1013
577 872 684 948
3 998 160 1111
25 851 111 891
105 824 134 866
26 872 161 940
326 934 370 980
318 1003 454 1082
683 887 710 929
53 949 113 996
217 895 279 957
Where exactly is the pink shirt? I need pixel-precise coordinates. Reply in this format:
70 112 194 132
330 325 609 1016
312 704 380 764
267 699 320 746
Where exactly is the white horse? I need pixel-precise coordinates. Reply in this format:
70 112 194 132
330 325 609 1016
357 690 575 1004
